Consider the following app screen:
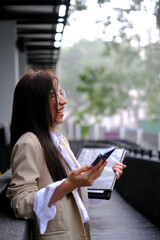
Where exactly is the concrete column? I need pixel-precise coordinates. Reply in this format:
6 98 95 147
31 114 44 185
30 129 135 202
0 21 19 125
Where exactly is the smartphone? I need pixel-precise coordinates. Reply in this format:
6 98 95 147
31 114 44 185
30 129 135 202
90 146 116 168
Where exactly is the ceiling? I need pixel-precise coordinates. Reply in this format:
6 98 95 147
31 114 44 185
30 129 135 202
0 0 71 70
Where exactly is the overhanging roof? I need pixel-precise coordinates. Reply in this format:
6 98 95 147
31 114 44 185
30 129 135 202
0 0 71 70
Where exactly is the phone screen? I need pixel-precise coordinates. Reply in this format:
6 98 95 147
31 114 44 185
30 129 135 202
90 146 115 168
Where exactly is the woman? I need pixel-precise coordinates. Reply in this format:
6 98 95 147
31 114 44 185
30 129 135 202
6 69 126 240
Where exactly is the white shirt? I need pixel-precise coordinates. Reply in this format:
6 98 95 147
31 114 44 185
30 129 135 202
33 130 89 234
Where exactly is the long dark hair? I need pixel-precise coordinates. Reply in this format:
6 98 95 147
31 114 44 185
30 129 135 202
11 69 67 181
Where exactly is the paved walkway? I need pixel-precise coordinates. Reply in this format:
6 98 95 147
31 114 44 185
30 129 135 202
89 190 160 240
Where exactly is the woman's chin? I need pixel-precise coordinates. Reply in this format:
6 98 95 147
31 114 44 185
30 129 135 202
55 118 64 125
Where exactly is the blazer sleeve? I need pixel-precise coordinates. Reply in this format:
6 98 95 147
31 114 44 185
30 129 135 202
6 134 41 219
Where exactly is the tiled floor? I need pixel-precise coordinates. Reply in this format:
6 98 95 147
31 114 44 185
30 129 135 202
89 190 160 240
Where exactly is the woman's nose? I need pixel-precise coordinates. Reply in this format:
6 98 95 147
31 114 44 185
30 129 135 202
59 95 67 104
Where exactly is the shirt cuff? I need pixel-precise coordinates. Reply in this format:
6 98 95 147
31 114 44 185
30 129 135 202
33 179 66 234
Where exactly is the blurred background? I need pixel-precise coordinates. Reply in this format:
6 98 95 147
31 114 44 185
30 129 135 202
1 2 160 238
1 0 160 173
57 0 160 152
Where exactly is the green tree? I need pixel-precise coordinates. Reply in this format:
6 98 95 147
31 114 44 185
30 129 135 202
75 40 145 125
70 0 160 126
141 43 160 121
59 39 107 110
59 0 160 133
74 0 160 34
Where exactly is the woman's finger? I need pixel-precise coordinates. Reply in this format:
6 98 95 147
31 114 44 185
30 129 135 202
112 163 126 171
88 160 108 180
73 164 91 176
113 163 126 179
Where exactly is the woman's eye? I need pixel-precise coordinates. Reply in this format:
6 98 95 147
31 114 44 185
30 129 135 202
50 91 55 98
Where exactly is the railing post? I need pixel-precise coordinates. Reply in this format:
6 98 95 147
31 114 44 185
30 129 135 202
137 128 143 145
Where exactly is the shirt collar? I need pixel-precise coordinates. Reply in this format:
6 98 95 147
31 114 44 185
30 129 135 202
50 129 62 146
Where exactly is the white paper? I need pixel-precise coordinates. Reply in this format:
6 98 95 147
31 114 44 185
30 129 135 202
77 147 127 191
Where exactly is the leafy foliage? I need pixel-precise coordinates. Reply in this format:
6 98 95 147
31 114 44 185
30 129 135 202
75 40 145 123
73 0 160 38
59 39 106 109
59 0 160 135
141 44 160 120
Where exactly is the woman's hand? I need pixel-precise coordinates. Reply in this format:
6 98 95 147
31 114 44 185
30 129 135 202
48 160 107 207
48 160 126 207
65 160 108 191
112 162 127 179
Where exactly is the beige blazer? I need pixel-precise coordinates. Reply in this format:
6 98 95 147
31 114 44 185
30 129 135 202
6 132 91 240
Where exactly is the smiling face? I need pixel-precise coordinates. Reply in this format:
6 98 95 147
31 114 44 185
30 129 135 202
49 83 67 132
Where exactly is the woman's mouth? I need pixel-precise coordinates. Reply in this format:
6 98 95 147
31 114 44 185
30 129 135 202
57 108 64 117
